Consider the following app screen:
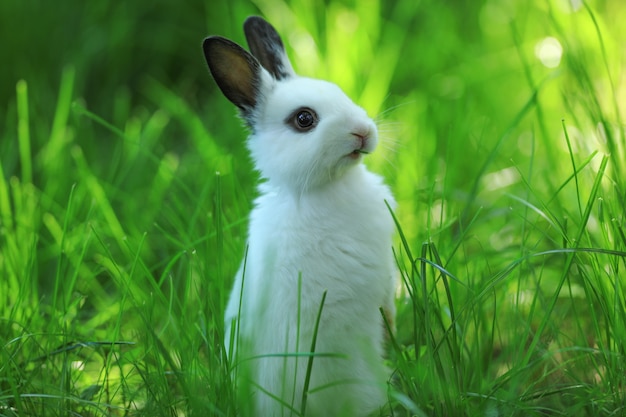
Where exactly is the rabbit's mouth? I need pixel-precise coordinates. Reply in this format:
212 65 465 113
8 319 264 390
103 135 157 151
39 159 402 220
348 132 372 159
349 149 369 158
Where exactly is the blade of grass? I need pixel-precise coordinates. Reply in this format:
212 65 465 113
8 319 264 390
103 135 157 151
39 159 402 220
523 154 610 366
300 290 327 416
562 120 583 217
16 80 31 185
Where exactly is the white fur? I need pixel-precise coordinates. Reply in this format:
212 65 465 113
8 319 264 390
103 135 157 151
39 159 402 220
247 77 377 193
225 76 397 416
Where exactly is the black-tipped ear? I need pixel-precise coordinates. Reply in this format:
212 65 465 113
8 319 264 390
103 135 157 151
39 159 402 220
244 16 295 80
202 36 261 112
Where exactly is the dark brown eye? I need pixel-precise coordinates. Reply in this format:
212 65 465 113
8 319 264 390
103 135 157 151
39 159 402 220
287 108 318 132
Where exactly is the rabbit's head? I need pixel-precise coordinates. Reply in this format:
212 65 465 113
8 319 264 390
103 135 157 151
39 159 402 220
203 17 377 192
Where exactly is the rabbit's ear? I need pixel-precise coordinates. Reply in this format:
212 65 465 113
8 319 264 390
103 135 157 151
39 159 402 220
203 36 262 113
244 16 295 80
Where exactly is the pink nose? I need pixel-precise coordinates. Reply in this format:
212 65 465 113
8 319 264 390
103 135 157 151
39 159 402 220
351 126 372 140
352 133 367 149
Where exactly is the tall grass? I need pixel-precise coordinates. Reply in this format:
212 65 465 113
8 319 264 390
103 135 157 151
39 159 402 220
1 0 625 415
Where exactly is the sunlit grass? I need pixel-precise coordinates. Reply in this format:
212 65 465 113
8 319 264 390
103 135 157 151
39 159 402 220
1 0 625 415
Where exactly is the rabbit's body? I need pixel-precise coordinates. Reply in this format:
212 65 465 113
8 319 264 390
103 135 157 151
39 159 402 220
203 17 397 416
227 163 395 415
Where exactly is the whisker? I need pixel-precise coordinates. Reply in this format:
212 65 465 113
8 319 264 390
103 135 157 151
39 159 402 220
378 133 404 149
375 100 419 121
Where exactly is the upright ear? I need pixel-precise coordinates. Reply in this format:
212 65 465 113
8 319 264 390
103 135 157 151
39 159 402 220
202 36 262 113
243 16 295 80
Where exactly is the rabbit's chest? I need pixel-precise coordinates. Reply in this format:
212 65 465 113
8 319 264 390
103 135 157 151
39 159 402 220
249 180 394 288
254 187 390 246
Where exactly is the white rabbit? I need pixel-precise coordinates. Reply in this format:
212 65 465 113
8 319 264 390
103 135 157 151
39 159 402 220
203 16 398 416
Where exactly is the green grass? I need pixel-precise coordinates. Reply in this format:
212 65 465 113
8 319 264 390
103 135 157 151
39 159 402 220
1 0 625 415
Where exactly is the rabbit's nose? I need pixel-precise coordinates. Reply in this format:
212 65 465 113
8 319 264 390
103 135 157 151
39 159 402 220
351 132 367 149
351 125 373 141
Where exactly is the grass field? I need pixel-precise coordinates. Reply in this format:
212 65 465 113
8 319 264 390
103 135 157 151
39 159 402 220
1 0 625 415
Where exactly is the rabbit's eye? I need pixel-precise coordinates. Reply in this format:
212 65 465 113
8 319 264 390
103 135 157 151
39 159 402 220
287 108 318 132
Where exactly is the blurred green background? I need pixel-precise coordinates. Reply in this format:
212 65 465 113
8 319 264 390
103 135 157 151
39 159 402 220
2 0 624 220
2 0 623 283
1 0 625 415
